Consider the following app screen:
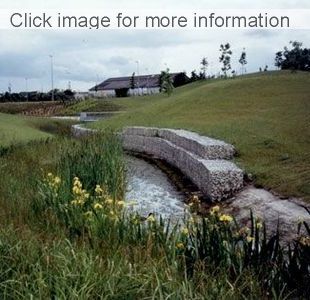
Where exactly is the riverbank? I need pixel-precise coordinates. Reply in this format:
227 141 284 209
0 112 309 298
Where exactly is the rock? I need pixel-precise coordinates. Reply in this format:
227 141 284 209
224 187 310 242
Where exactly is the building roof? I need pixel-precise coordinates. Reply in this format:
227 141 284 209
89 73 183 91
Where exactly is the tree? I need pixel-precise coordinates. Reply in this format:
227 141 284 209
199 72 205 80
130 72 136 90
200 57 208 79
275 51 283 69
219 43 232 77
275 41 310 72
173 72 189 87
190 70 199 82
239 48 247 75
159 69 174 96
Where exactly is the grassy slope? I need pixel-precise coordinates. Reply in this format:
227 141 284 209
0 113 52 147
93 71 310 200
59 99 122 115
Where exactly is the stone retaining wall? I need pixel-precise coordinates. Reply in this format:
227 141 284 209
72 125 244 201
122 127 243 201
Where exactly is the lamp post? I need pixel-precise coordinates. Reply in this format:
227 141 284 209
145 68 149 95
25 77 28 101
135 60 140 96
49 55 54 101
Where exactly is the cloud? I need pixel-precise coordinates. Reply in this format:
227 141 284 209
0 0 310 91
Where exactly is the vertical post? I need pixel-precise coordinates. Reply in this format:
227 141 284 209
135 60 140 96
145 68 149 95
25 77 28 101
49 55 54 101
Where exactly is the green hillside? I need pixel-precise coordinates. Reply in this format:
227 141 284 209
0 113 52 147
93 71 310 200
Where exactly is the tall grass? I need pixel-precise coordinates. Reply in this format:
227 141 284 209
0 132 309 299
55 132 125 200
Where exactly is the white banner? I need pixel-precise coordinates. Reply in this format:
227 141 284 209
0 9 310 30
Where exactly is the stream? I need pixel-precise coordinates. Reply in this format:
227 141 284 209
125 155 187 220
70 119 310 241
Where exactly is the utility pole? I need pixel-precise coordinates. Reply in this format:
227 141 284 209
49 55 54 101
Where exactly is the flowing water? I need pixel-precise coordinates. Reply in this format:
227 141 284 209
124 156 310 240
125 155 187 220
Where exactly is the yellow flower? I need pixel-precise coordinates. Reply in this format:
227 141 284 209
72 185 81 195
181 227 189 236
71 200 78 205
117 201 125 207
73 177 82 189
54 176 61 185
210 205 220 215
95 185 103 194
77 199 85 205
94 203 103 210
84 211 93 218
84 193 90 199
219 214 233 223
47 172 53 177
256 222 263 229
176 242 185 250
105 198 113 205
147 214 156 223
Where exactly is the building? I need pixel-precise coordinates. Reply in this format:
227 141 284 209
89 72 189 98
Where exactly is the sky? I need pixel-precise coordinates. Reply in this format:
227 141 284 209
0 0 309 92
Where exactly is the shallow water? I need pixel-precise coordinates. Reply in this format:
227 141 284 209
125 156 187 220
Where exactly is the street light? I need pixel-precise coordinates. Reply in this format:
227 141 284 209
49 55 54 101
135 60 140 96
145 68 149 95
25 77 28 101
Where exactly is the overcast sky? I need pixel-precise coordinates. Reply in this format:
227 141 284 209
0 0 309 92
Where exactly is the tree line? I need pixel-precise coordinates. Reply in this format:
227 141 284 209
0 89 75 103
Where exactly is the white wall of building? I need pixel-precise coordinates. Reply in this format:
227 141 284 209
89 87 161 98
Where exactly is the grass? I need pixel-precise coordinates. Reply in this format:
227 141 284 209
0 101 63 115
91 71 310 201
0 128 309 298
59 99 122 115
0 113 52 148
0 72 309 298
0 113 78 150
